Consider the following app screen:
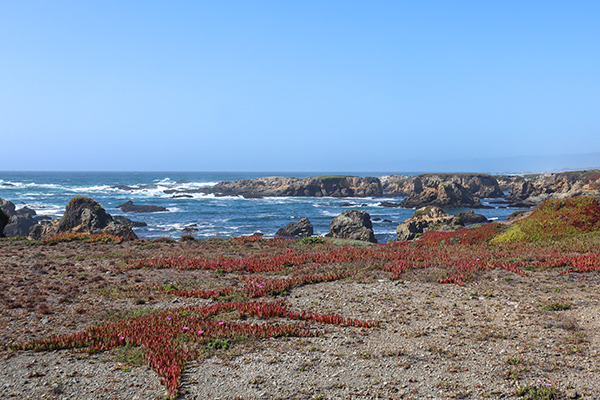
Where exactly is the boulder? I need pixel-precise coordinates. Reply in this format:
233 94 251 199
276 217 314 239
29 196 137 240
116 200 168 213
453 210 489 225
0 208 8 237
379 201 402 208
0 198 17 216
0 199 39 237
396 206 458 241
4 214 38 237
329 210 377 243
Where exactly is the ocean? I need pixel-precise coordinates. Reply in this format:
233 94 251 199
0 172 525 243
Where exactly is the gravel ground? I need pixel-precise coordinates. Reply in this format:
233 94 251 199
1 240 599 399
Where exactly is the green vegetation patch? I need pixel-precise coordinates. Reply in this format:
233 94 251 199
492 197 600 243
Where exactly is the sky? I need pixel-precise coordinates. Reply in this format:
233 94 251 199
1 1 599 173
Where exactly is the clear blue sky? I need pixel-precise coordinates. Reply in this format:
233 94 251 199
1 1 599 173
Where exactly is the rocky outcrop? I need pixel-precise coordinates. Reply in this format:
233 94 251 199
116 201 168 213
276 218 314 239
381 173 504 199
208 176 382 198
453 210 488 225
506 170 600 207
399 182 486 209
0 199 39 237
29 197 137 240
396 206 459 241
329 210 377 243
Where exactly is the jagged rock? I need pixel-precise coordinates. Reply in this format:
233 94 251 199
453 210 489 225
381 173 504 199
400 181 486 209
116 201 168 213
0 199 39 237
210 176 382 198
396 206 458 241
276 217 314 239
329 210 377 243
29 196 137 240
505 170 600 207
113 215 148 227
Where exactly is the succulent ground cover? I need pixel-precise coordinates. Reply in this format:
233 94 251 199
0 197 600 399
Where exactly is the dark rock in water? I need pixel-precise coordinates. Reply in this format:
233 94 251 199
379 201 402 208
454 210 488 225
339 203 354 207
252 232 264 237
276 217 314 239
383 219 392 223
116 200 168 213
242 193 264 199
396 206 459 241
182 226 198 235
29 196 137 240
172 195 193 199
373 217 381 221
2 183 15 187
329 210 377 243
113 215 148 227
176 180 191 184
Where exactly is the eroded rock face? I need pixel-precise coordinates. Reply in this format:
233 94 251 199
276 217 314 239
29 197 137 240
329 210 377 243
399 182 485 209
209 176 383 198
381 173 503 199
506 170 600 207
396 206 458 241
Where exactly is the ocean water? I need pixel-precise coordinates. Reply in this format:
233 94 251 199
0 172 526 243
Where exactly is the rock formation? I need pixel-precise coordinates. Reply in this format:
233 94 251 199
329 210 377 243
207 176 382 198
381 173 504 199
113 215 148 227
505 170 600 207
396 206 459 241
29 197 137 240
276 217 314 239
453 210 488 225
116 201 168 213
0 208 8 238
0 199 39 237
399 181 486 209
